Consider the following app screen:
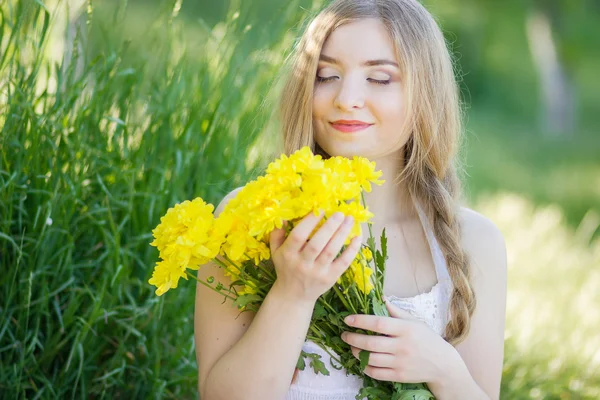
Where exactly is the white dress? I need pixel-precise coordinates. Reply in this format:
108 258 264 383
285 201 454 400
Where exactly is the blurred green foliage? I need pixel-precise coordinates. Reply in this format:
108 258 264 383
1 0 598 399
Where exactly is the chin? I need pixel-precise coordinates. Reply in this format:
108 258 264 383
318 142 374 159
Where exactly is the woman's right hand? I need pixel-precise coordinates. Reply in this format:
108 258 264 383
268 211 362 304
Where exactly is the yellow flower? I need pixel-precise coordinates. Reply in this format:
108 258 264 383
351 157 384 192
150 198 220 269
266 146 323 177
238 281 259 296
148 258 187 296
336 200 373 242
246 241 271 264
361 247 373 262
349 260 374 294
324 157 362 200
148 146 385 297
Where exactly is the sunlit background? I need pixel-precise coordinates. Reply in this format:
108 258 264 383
1 0 599 398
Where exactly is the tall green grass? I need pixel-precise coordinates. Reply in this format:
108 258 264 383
0 0 309 397
477 194 600 399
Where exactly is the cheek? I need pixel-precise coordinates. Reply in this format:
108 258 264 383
312 87 330 117
374 92 407 129
312 88 332 139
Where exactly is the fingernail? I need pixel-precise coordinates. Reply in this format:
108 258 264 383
344 316 354 325
332 212 344 222
344 216 354 225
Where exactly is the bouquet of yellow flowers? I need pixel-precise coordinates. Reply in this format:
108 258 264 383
148 147 434 400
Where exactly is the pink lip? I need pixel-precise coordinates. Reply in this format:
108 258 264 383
330 120 373 133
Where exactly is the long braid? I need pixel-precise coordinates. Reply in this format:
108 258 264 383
409 164 476 346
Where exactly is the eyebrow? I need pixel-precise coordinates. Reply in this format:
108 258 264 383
319 54 399 68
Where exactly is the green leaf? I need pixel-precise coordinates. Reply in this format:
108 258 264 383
302 352 330 375
328 357 344 371
344 356 359 371
327 312 342 327
401 383 430 391
372 297 389 317
390 383 435 399
359 349 370 371
232 294 262 308
308 353 330 376
358 387 390 400
329 335 345 348
375 250 385 270
296 351 306 370
394 390 436 400
366 234 376 252
230 279 244 287
312 302 327 320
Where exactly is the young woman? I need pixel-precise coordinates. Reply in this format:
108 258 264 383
194 1 507 399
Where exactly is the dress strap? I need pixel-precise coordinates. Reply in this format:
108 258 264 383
412 197 451 282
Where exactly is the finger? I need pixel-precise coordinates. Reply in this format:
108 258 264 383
269 224 287 253
283 210 325 253
344 314 402 336
384 298 421 321
300 212 346 262
363 366 396 382
313 215 354 265
341 331 396 353
330 234 362 275
350 346 395 368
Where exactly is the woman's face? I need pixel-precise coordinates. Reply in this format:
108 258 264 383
312 18 409 159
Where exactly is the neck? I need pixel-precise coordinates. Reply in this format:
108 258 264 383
361 148 417 226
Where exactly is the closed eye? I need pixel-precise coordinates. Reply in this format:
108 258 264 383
316 76 338 83
368 78 390 85
316 76 390 85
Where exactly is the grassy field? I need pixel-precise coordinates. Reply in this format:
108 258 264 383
1 0 599 399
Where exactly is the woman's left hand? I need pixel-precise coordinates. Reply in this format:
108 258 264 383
340 298 461 385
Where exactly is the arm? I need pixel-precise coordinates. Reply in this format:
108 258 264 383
195 190 360 400
194 188 314 400
430 208 508 400
196 274 315 400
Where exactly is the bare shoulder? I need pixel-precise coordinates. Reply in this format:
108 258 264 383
215 186 244 215
456 206 507 282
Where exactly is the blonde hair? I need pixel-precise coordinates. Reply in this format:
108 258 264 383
278 0 475 347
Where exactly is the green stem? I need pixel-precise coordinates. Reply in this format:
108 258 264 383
317 297 338 314
307 333 344 366
213 256 247 279
361 191 385 299
251 256 277 281
308 324 325 340
215 256 262 286
333 285 357 314
185 271 236 301
350 284 368 315
220 254 247 276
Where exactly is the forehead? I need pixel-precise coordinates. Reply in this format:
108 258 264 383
320 18 397 63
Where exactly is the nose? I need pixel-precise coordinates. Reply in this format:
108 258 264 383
333 78 365 111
